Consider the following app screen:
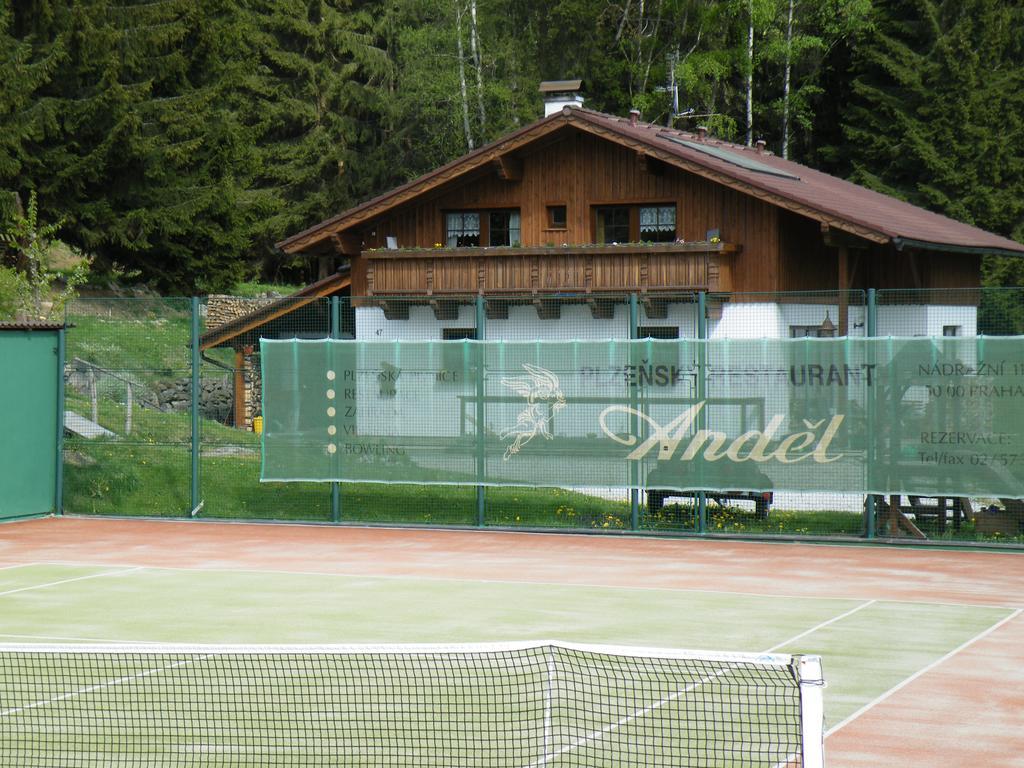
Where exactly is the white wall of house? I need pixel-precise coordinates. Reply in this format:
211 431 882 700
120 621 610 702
356 302 700 341
876 304 976 337
710 302 869 338
357 301 977 341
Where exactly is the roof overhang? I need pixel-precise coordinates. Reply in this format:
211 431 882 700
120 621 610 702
892 237 1020 258
200 268 351 350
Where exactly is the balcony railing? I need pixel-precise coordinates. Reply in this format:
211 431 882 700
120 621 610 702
360 240 739 299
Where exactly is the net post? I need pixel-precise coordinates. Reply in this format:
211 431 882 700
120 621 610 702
796 654 826 768
190 296 200 516
55 324 66 516
475 294 486 527
629 292 639 530
696 291 708 534
330 296 342 523
864 288 876 539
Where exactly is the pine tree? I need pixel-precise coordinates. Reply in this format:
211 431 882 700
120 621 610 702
230 0 392 279
0 5 63 220
8 1 252 292
841 0 1024 237
840 0 1024 329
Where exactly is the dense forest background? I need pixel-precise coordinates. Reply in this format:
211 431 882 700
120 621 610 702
1 0 1022 293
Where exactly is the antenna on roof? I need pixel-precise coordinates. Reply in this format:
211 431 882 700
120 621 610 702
655 49 680 126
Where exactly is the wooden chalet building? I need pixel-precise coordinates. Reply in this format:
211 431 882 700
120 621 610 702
205 82 1024 426
276 82 1023 340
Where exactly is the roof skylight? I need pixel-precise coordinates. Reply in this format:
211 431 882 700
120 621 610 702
659 134 801 180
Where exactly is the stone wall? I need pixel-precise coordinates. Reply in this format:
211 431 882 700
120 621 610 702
155 376 233 423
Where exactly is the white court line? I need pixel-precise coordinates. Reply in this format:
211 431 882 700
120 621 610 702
0 563 38 572
14 559 1021 611
0 567 142 598
522 600 877 767
0 633 162 644
0 653 212 718
764 600 876 653
825 607 1023 737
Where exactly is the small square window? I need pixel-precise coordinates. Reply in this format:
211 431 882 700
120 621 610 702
547 205 567 229
442 328 477 341
636 326 679 339
942 325 961 337
441 327 478 377
635 327 680 375
790 325 834 338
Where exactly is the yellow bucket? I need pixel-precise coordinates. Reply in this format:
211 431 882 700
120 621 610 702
252 416 263 434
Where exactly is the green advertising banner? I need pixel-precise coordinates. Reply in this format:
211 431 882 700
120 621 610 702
260 337 1024 497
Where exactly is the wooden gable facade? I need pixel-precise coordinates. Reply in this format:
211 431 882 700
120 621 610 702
351 129 769 297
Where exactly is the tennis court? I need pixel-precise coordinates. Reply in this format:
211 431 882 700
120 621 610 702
0 517 1021 766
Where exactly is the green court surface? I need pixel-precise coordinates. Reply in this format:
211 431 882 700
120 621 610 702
0 561 1012 732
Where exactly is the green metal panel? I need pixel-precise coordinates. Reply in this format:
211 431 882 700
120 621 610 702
0 330 59 518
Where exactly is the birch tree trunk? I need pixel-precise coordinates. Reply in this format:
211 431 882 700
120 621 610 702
469 0 486 132
615 0 633 43
455 2 474 151
782 0 794 158
640 0 665 98
746 0 754 146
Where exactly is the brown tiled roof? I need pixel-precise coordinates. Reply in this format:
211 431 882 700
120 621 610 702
575 110 1024 255
278 107 1024 258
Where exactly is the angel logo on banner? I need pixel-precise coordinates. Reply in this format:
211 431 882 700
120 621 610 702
499 364 566 460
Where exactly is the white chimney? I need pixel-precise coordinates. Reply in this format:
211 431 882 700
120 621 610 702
539 80 584 117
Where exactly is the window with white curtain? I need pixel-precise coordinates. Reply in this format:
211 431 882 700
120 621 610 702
639 205 676 242
445 212 481 247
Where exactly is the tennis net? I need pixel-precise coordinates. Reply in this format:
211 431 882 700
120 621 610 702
0 641 824 767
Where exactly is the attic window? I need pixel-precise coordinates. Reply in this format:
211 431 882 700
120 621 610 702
489 211 521 246
639 205 676 242
547 205 567 229
446 210 520 247
595 207 630 244
446 212 480 247
659 134 801 180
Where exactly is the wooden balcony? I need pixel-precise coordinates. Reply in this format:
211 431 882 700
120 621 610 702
356 242 738 312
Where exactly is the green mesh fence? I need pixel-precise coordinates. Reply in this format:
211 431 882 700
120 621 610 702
59 290 1024 544
199 295 332 522
63 298 193 517
260 336 1024 498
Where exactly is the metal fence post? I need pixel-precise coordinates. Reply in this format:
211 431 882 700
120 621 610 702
629 293 640 531
190 297 201 517
331 296 342 523
865 288 876 539
55 325 65 516
696 292 708 534
476 295 486 527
